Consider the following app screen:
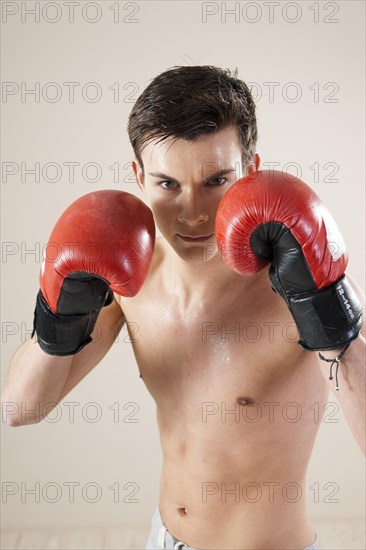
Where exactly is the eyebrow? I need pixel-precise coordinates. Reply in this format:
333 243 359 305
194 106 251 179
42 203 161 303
148 167 237 184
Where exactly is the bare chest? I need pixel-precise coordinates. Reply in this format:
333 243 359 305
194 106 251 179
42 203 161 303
118 281 323 408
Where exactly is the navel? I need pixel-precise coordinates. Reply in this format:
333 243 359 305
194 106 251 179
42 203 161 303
178 506 187 516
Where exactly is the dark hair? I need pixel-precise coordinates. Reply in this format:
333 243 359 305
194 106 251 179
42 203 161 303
127 65 257 171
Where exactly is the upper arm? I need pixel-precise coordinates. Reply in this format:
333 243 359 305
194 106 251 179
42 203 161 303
57 295 125 402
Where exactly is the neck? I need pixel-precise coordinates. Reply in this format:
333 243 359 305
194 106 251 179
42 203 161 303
163 242 249 307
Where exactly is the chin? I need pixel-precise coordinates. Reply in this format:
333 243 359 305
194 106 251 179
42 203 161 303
169 235 219 264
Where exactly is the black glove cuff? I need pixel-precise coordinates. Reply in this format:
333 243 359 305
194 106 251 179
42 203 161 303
289 275 363 351
32 290 100 356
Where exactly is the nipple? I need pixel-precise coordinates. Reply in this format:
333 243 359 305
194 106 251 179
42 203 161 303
236 396 255 406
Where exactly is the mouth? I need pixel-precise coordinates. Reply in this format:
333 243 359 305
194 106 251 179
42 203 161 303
177 234 214 242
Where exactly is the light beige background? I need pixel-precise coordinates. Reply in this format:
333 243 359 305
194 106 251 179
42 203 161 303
1 0 365 543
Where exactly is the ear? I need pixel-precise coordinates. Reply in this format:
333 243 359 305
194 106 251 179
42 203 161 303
132 159 144 194
247 153 261 175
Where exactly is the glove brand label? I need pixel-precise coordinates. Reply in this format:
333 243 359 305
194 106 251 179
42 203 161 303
336 284 355 320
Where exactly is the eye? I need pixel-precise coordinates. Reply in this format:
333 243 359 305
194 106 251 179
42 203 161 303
207 177 227 186
160 180 178 190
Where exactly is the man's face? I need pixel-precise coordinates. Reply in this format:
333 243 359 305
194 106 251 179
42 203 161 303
133 125 247 263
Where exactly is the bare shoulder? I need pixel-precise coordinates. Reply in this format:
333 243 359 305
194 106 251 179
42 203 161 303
102 293 126 327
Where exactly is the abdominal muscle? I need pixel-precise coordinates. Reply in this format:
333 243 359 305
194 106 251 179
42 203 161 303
156 357 329 550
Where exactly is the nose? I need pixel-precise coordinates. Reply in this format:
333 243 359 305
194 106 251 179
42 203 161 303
177 188 209 225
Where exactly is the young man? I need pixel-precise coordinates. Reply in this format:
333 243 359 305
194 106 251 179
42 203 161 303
2 66 365 550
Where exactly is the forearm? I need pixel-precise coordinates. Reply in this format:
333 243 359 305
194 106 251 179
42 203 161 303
317 335 366 455
1 300 125 427
1 337 73 427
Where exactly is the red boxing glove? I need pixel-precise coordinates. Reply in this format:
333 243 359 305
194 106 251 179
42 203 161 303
215 170 362 350
32 190 155 355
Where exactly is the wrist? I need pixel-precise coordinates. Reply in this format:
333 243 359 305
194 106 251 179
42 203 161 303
32 290 98 356
317 347 345 359
291 275 362 351
318 341 352 391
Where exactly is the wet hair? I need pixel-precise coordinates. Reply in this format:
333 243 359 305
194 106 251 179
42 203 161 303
127 65 257 172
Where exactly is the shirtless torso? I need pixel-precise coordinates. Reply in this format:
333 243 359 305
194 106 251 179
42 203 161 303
2 73 362 550
116 235 328 549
